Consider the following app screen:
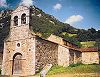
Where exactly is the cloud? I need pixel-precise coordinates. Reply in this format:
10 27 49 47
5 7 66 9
20 0 33 7
0 0 8 7
53 3 62 10
64 15 84 25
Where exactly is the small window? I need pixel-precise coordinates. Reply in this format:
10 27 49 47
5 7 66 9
17 43 20 47
14 16 18 26
21 13 26 24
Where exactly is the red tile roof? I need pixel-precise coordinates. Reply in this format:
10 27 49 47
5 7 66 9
79 48 98 52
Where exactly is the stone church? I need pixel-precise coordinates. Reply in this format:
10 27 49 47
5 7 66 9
1 5 99 76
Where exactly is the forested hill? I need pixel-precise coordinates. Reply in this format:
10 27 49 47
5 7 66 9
0 6 100 47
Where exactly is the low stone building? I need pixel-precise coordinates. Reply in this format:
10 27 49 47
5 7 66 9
1 5 99 76
80 48 99 64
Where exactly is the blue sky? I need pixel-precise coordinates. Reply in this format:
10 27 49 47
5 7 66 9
0 0 100 30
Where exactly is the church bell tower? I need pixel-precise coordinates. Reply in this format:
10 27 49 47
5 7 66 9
2 5 35 76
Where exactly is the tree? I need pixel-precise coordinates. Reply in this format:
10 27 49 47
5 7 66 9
88 28 96 34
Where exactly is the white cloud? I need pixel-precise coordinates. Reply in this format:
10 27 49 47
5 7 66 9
64 15 84 25
0 0 8 7
53 3 62 10
20 0 33 7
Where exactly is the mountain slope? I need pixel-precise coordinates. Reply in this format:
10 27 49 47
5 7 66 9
0 6 100 48
30 6 76 37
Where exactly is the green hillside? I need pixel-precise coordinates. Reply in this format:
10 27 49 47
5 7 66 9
0 6 100 48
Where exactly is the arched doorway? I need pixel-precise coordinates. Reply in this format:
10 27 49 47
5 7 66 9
12 53 22 75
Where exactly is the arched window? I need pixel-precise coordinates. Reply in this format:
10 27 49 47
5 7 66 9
14 16 18 26
21 13 26 24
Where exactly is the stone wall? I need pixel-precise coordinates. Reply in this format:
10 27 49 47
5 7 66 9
35 37 58 72
2 37 35 76
2 5 36 76
69 50 74 64
47 34 64 45
58 45 70 67
0 53 3 69
74 51 82 64
69 49 82 64
82 52 99 64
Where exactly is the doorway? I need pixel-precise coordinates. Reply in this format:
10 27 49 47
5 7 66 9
12 53 22 75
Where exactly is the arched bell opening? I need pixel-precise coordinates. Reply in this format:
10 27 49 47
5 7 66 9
21 13 26 24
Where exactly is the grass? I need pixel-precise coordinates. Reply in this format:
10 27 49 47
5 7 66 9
47 64 100 75
80 41 96 48
1 64 100 76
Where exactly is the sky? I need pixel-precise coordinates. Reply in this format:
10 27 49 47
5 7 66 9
0 0 100 30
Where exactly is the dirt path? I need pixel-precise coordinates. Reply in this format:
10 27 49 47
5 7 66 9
1 73 100 77
46 73 100 77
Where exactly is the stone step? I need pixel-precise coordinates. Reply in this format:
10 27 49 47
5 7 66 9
40 64 52 77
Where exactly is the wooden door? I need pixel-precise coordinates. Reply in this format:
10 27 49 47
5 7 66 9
13 53 22 75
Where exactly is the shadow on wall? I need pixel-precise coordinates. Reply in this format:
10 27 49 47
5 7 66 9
0 52 3 69
99 52 100 64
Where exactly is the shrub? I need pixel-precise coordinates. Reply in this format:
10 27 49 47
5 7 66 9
69 63 84 67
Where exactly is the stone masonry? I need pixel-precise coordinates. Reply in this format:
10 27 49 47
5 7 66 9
82 52 99 64
2 5 35 76
1 5 100 76
35 37 58 72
